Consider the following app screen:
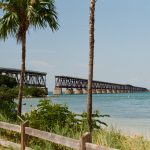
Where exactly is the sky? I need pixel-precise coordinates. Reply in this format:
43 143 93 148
1 0 150 90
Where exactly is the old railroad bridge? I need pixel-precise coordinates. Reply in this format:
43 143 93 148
1 68 148 95
0 67 47 89
53 76 148 95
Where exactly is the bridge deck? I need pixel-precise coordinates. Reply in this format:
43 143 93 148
0 67 46 75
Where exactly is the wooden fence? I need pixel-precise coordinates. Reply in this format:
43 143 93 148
0 121 117 150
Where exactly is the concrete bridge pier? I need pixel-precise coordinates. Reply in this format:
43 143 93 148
65 88 74 95
101 89 107 94
119 90 123 93
53 87 62 95
121 90 125 93
109 89 113 93
120 90 123 93
124 90 128 93
83 88 88 94
92 89 97 94
112 89 117 93
75 88 83 94
96 89 102 94
116 90 121 93
106 89 112 94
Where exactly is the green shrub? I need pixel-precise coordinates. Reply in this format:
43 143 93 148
25 99 108 134
0 75 17 88
24 99 108 149
23 86 47 97
25 100 79 132
0 87 17 121
0 75 18 121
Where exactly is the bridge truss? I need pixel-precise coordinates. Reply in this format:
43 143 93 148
54 76 148 94
0 67 47 88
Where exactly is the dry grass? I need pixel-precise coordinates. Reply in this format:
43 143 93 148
93 129 150 150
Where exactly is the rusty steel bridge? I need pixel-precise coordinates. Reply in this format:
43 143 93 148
0 67 47 89
53 76 148 94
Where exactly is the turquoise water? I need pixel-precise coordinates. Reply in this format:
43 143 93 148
22 92 150 138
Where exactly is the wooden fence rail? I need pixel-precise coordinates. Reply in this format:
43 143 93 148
25 127 80 149
0 121 117 150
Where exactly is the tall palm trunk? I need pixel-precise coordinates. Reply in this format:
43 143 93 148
87 0 95 141
17 31 26 116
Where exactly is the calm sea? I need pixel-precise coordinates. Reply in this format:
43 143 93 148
22 92 150 138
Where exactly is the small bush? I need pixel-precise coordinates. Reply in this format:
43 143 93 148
0 87 17 121
23 86 47 97
0 75 17 88
25 99 108 136
25 100 79 132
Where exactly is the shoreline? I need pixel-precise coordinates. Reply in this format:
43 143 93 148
103 117 150 140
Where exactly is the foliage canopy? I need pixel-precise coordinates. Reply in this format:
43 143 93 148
0 0 59 41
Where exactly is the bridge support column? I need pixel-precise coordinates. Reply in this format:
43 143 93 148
53 87 62 95
96 89 102 94
65 88 74 95
92 89 96 94
112 89 117 93
124 90 128 93
116 90 121 93
75 89 83 94
120 90 125 93
101 89 107 94
83 89 88 94
106 89 111 93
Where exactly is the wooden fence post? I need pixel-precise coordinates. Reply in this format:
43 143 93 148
80 132 91 150
21 120 29 150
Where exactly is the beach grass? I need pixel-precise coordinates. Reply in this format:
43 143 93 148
92 128 150 150
27 128 150 150
0 145 13 150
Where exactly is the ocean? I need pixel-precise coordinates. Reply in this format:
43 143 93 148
22 92 150 138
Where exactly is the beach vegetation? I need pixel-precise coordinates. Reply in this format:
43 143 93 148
0 75 17 88
0 99 108 149
25 99 106 133
0 87 17 122
23 86 47 97
0 99 150 149
0 76 47 121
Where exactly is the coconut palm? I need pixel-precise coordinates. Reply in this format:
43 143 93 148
87 0 96 141
0 0 59 116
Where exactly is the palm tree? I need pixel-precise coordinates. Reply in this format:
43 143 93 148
0 0 59 116
87 0 96 141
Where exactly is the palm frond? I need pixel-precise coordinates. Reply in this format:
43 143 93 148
31 0 59 31
0 0 59 40
0 2 8 9
0 12 19 40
